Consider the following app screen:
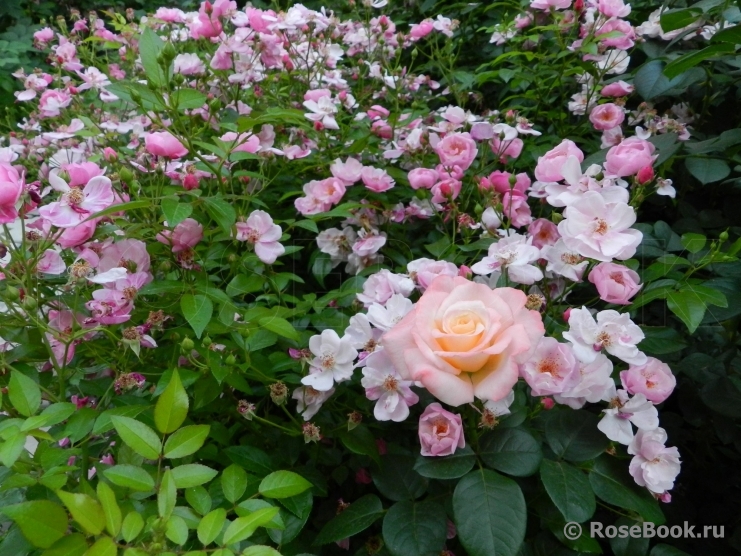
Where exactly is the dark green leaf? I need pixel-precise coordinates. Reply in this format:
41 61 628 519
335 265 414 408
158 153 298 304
540 459 595 523
313 494 384 545
544 410 610 462
382 500 447 556
372 454 428 502
414 445 476 479
479 428 542 477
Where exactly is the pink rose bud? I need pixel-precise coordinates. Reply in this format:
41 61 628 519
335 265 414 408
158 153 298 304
103 147 118 162
601 80 634 97
562 307 572 322
534 139 584 182
588 262 642 305
355 468 372 484
541 397 555 410
620 357 676 404
637 165 654 185
408 168 439 190
418 403 465 457
658 492 672 503
604 137 656 178
145 131 189 159
376 438 387 455
457 264 472 278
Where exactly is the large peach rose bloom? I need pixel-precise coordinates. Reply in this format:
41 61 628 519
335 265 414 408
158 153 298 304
383 275 545 406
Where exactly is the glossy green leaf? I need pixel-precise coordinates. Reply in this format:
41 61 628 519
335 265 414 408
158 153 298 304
540 459 596 523
241 547 282 556
181 294 213 339
159 469 177 519
314 494 384 545
203 196 236 234
82 537 116 556
197 508 226 545
103 465 155 491
96 481 122 537
57 491 105 536
372 454 427 502
40 534 88 556
1 501 68 548
414 445 476 479
111 416 162 460
259 470 312 499
257 316 299 340
479 428 542 477
164 425 210 459
222 464 248 503
186 486 212 515
161 197 193 227
544 410 610 462
382 500 447 556
8 370 40 417
139 27 167 86
166 515 189 545
222 507 280 545
171 463 219 488
685 157 731 184
155 370 189 434
121 512 144 542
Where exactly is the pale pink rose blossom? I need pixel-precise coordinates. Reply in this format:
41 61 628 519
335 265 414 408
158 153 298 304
534 139 584 182
520 337 580 396
628 428 681 494
598 0 631 17
38 176 115 228
157 218 204 253
598 390 659 445
434 132 478 170
154 7 186 22
33 27 54 44
530 0 571 10
430 178 461 203
357 269 415 306
502 191 533 228
604 137 656 177
174 53 206 75
57 220 98 248
471 233 543 285
330 157 364 185
541 239 589 282
620 357 676 404
352 230 387 257
234 210 285 264
0 162 24 223
418 403 465 456
303 95 339 130
63 162 104 187
300 330 358 391
558 191 642 261
38 89 72 118
220 132 260 153
293 386 335 420
37 250 66 275
564 307 646 365
408 168 439 190
588 262 642 304
407 258 458 290
554 353 616 409
596 19 636 50
409 20 435 40
361 167 395 192
528 218 560 248
601 80 634 97
361 349 419 422
383 276 544 406
145 131 189 159
589 103 625 131
367 294 414 332
86 289 132 325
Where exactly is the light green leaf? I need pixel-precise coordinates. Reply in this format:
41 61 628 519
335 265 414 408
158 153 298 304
23 403 76 431
155 369 189 434
0 431 26 467
222 464 248 504
171 89 208 110
164 425 210 459
259 470 312 499
171 464 219 488
92 405 149 435
197 508 226 545
82 536 116 556
57 491 106 536
103 465 155 491
1 500 68 548
161 197 193 227
241 547 282 556
186 486 212 515
166 515 189 545
257 316 299 341
9 370 41 417
222 507 280 545
40 534 88 556
159 469 177 519
203 196 236 234
226 274 264 297
181 294 213 339
111 416 162 460
97 482 122 537
121 511 144 542
139 27 167 87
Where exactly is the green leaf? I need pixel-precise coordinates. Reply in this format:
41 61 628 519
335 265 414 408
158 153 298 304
161 197 193 227
634 60 702 100
0 431 26 467
242 547 282 556
172 89 208 110
186 486 212 515
223 507 280 545
139 27 167 86
313 494 384 545
41 534 88 556
171 464 219 488
155 370 189 434
479 428 542 477
23 403 76 431
544 410 610 462
181 294 213 339
226 274 264 297
159 469 177 519
257 316 299 341
540 459 596 523
667 287 724 333
589 457 665 524
710 24 741 44
57 491 106 536
339 425 379 462
453 469 527 556
259 470 312 499
93 406 149 435
1 501 68 548
166 515 189 545
197 508 226 545
680 233 706 253
111 416 162 460
96 482 122 537
121 511 144 542
414 445 476 479
9 370 40 417
225 445 274 476
660 8 701 32
203 196 236 234
222 464 248 504
382 500 447 556
664 44 736 79
609 517 650 556
164 425 210 459
685 157 731 184
103 464 155 491
651 544 692 556
82 537 117 556
372 454 428 502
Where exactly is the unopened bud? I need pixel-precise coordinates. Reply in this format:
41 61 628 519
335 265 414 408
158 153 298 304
22 296 38 311
4 286 19 302
181 337 194 351
225 354 236 365
202 336 212 348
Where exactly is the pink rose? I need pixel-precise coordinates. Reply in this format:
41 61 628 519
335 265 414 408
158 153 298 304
589 103 625 131
0 162 24 224
598 0 631 17
34 27 55 44
588 262 642 304
418 403 465 456
596 19 635 50
220 132 260 153
63 162 103 187
528 218 560 248
534 139 584 182
38 89 72 118
408 168 439 190
383 275 545 406
531 0 571 10
361 167 395 193
330 157 363 185
430 178 461 203
620 357 676 404
409 20 434 40
434 132 478 170
601 81 634 97
57 220 97 248
519 337 580 396
174 53 206 75
235 210 285 265
157 218 204 253
145 131 189 159
502 191 533 228
604 137 656 177
407 258 458 290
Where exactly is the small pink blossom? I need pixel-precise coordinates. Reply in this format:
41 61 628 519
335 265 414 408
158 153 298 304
157 218 204 253
407 258 458 290
220 132 260 153
604 137 656 177
37 250 66 275
330 158 364 185
534 139 584 182
408 168 439 190
419 403 465 457
174 53 206 75
361 167 395 193
530 0 571 10
589 103 625 131
361 349 419 422
0 162 23 224
588 262 642 304
598 0 631 17
520 337 580 396
528 218 560 248
235 210 285 264
435 132 477 170
601 81 634 97
620 357 676 404
628 428 680 494
145 131 189 159
38 176 115 228
357 270 414 306
38 89 72 118
430 178 461 203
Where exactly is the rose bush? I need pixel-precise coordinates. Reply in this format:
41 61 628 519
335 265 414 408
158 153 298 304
0 0 739 554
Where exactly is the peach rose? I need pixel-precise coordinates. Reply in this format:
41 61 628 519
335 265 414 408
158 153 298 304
383 275 545 406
